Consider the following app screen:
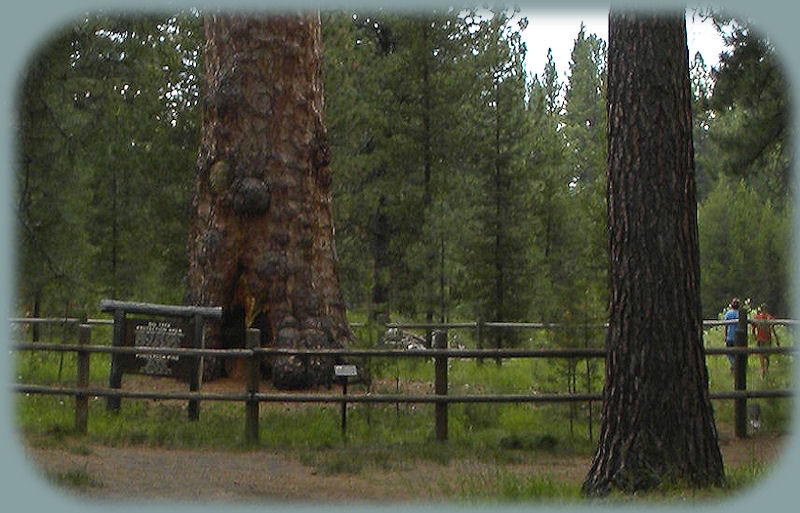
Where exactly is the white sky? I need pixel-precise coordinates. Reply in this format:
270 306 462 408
521 10 726 81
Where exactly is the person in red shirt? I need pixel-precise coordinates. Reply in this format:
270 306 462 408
752 303 780 379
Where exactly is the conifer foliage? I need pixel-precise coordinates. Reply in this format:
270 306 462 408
14 10 791 396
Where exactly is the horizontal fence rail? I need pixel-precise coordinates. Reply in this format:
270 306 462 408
10 316 796 443
11 342 795 358
13 385 793 403
11 317 797 330
385 320 797 329
98 299 222 318
705 319 799 326
9 317 113 325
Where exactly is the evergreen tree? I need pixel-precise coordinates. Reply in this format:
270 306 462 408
17 7 789 356
584 11 723 495
706 16 790 200
16 13 202 317
545 23 608 331
563 24 607 187
17 26 94 318
460 9 532 351
187 13 352 387
526 50 569 323
690 51 715 200
386 11 472 328
325 9 472 330
693 13 792 319
322 11 387 319
698 179 791 317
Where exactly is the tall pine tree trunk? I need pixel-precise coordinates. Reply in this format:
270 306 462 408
422 44 435 347
369 195 390 341
493 79 504 364
582 11 724 495
187 13 351 388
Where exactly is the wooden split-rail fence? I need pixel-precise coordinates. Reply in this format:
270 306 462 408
10 301 796 443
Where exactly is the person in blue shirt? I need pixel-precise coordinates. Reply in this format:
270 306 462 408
724 298 740 371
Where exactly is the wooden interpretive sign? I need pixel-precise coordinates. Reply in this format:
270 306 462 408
123 320 188 377
101 299 222 418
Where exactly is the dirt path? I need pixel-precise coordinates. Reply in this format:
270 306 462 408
25 442 593 503
24 433 786 503
27 443 433 503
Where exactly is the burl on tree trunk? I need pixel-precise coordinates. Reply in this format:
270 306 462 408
582 12 724 495
187 13 351 388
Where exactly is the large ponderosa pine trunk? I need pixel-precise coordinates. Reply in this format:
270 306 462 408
187 13 351 389
582 12 724 495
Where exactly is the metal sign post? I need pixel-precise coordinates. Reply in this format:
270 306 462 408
334 364 358 438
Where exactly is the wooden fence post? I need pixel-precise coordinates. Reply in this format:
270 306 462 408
434 330 448 442
245 328 261 444
188 313 203 421
476 317 484 365
107 309 125 412
340 375 348 438
734 308 749 438
75 324 90 434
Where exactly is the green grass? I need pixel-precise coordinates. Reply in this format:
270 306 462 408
725 461 769 491
588 459 776 503
14 350 112 386
17 394 256 449
11 323 795 501
45 465 102 490
14 325 793 450
703 325 795 436
439 470 582 503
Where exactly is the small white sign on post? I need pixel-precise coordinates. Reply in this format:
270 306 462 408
334 364 357 437
334 364 358 378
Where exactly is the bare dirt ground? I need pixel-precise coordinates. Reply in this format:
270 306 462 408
23 433 787 504
23 442 579 503
20 375 789 503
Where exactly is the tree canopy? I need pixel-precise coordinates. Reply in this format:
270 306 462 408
14 8 791 327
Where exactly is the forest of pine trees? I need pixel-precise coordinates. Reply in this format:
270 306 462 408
14 8 792 335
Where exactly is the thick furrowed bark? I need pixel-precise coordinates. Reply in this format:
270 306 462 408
187 13 351 388
582 11 724 495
